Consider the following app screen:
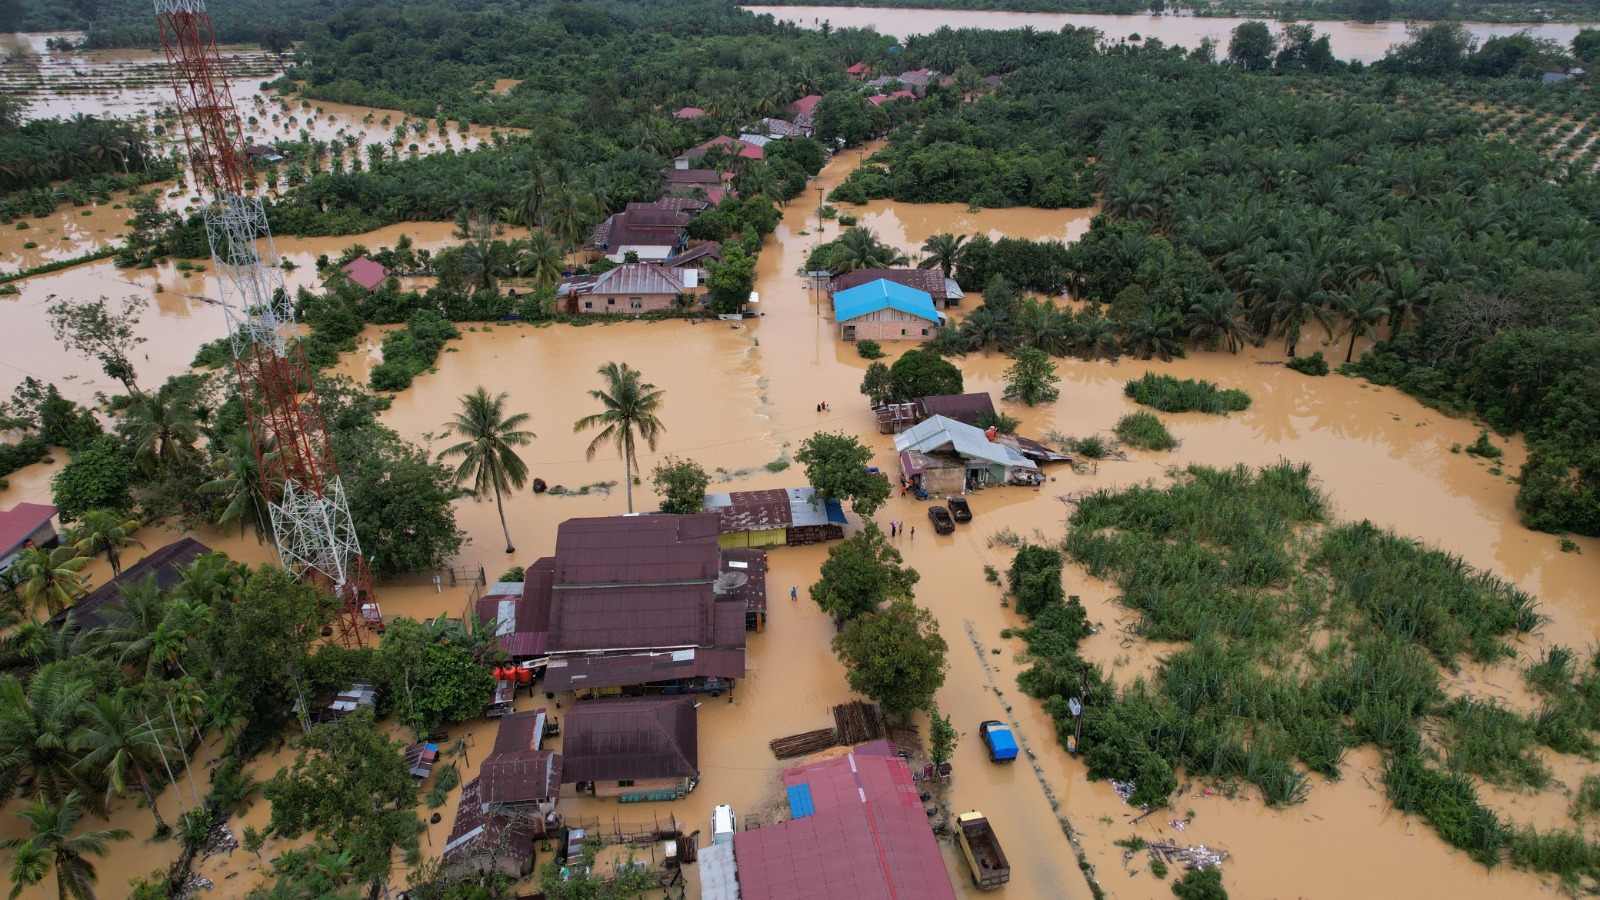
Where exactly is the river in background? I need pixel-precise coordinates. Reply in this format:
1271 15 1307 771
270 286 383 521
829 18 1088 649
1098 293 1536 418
3 141 1598 898
745 5 1598 61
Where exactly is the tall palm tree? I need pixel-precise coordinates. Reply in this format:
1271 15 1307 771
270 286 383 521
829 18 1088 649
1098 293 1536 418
0 791 129 900
574 362 665 515
121 391 198 475
1123 309 1187 362
515 230 565 291
94 575 167 679
200 431 272 542
827 228 907 274
73 692 175 833
0 665 95 807
917 233 968 280
1334 281 1392 363
13 547 89 622
63 512 141 578
438 388 534 555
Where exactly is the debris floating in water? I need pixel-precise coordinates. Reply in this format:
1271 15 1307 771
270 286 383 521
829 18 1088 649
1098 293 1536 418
1111 780 1137 802
1145 839 1230 871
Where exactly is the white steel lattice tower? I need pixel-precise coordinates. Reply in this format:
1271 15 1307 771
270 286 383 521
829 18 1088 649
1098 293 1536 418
156 0 375 646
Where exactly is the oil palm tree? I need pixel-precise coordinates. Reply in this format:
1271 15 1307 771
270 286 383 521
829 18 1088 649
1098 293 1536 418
63 511 141 578
826 227 907 273
1185 293 1247 354
917 233 968 279
438 388 534 555
0 791 129 900
13 547 89 622
0 664 95 807
200 431 272 542
1334 281 1393 363
73 692 175 833
574 362 665 515
1123 309 1187 361
94 574 167 679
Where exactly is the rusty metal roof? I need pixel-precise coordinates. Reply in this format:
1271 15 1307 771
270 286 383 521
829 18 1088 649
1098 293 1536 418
542 648 746 692
549 583 715 652
721 548 768 615
443 777 538 865
551 514 721 586
830 268 950 300
480 750 562 804
49 538 211 631
916 392 996 423
561 696 698 783
590 263 685 297
733 745 955 900
492 709 547 755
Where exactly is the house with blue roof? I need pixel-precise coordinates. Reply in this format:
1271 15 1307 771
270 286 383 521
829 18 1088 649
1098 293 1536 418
831 278 944 342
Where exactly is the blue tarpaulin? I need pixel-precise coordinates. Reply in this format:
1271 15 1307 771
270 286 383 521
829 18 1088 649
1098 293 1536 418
786 783 816 819
985 725 1018 761
824 498 848 525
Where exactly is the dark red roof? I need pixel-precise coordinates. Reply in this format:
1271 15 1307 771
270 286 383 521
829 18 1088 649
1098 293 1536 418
443 777 537 865
551 514 721 586
830 268 951 300
549 583 715 651
49 538 212 631
734 744 956 900
492 709 547 755
562 696 698 782
542 648 745 692
721 547 768 615
786 94 822 118
480 750 562 804
916 393 996 424
663 168 732 187
0 502 54 556
674 107 705 119
664 242 723 267
847 62 871 75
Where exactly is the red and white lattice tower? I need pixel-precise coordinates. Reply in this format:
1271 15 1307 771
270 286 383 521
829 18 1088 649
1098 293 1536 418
155 0 374 646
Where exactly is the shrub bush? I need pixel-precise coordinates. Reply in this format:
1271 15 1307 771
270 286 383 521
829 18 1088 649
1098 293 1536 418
1286 351 1329 376
1114 411 1175 451
1124 374 1251 414
856 338 885 360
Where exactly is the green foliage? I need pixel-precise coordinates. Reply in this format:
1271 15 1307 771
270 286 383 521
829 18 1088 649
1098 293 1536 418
1436 697 1549 789
973 409 1022 434
810 523 919 622
887 350 963 402
833 597 948 720
369 311 460 393
856 339 886 360
706 246 758 314
333 419 464 578
1124 374 1251 415
1573 775 1600 822
498 567 525 584
651 455 710 515
51 435 135 521
1285 352 1329 376
1114 411 1175 451
1383 749 1506 866
1008 544 1067 620
0 435 50 481
1171 867 1229 900
929 706 959 767
795 431 891 517
1003 347 1061 406
1465 430 1502 460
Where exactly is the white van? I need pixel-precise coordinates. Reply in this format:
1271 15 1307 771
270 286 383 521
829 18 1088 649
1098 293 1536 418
712 804 737 845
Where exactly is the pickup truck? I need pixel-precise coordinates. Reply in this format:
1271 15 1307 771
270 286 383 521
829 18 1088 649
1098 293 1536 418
947 497 972 522
979 720 1018 762
928 505 955 534
955 811 1011 889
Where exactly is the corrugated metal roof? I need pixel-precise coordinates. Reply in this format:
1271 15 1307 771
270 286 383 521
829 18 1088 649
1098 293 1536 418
552 514 721 585
894 415 1036 470
480 750 562 804
0 502 55 556
591 263 685 296
443 777 538 865
831 268 949 299
550 583 713 651
542 647 746 692
733 746 956 900
700 842 740 900
787 94 822 117
48 538 211 631
721 547 768 614
916 393 995 423
665 241 722 267
492 709 546 755
341 256 388 290
562 696 698 782
833 279 939 325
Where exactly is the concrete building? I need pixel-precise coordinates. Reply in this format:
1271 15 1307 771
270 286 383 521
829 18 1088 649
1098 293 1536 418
894 415 1038 493
831 278 943 342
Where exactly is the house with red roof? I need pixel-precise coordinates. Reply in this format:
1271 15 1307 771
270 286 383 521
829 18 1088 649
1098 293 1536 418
674 107 705 119
785 94 822 119
846 62 872 79
705 741 957 900
674 136 763 170
340 256 389 291
0 502 57 575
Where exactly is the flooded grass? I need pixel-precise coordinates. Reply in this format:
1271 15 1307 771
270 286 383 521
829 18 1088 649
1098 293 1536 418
1438 697 1552 790
1124 373 1252 415
1113 411 1175 452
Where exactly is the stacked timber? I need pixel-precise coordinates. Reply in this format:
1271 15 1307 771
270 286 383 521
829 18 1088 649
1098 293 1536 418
769 729 836 759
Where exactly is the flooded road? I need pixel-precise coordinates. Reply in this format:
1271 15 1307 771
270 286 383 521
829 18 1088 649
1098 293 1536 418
745 5 1600 62
2 143 1598 898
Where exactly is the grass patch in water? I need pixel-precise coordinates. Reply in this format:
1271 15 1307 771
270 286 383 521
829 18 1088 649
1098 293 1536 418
1113 411 1174 452
1437 697 1550 790
1124 373 1251 415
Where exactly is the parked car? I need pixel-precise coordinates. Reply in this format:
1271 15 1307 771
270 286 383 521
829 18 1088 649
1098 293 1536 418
948 497 972 522
928 505 955 534
713 805 737 845
979 720 1018 762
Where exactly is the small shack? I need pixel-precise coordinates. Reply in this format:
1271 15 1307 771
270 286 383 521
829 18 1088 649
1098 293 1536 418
563 696 698 802
701 488 846 549
340 256 389 291
442 777 538 880
894 415 1037 493
0 502 58 575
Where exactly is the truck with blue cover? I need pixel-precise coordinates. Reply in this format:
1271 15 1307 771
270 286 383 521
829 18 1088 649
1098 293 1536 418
979 720 1018 762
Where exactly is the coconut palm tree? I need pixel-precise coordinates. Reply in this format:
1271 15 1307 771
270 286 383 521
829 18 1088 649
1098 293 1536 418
574 362 665 515
94 574 167 679
917 233 968 279
438 388 534 555
515 231 565 291
0 665 96 807
0 791 129 900
200 431 272 542
13 547 89 622
121 391 199 475
63 512 141 578
73 692 176 833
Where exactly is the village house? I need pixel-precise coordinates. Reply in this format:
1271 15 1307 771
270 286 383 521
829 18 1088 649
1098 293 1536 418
562 696 699 802
673 106 705 119
744 117 810 140
477 708 562 828
894 414 1038 493
830 267 963 308
486 513 761 697
702 741 956 900
897 68 935 95
875 392 994 434
832 278 944 342
662 241 723 284
339 256 390 291
442 777 539 879
586 201 694 263
46 537 211 629
845 62 871 79
673 135 763 169
0 502 58 575
661 166 735 204
561 263 691 315
702 488 847 550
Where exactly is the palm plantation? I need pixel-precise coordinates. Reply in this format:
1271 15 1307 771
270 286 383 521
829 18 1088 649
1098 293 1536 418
0 791 128 900
438 388 534 554
574 362 666 515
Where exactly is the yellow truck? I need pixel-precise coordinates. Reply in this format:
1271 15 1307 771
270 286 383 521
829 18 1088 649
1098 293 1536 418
955 810 1010 889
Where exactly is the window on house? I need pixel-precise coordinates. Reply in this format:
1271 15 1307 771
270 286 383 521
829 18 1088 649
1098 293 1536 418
617 779 635 787
607 297 616 305
630 298 643 309
583 301 593 309
922 328 929 336
901 328 907 336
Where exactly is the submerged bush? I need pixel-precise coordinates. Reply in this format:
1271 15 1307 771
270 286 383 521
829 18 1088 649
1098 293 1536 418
1124 373 1251 415
1285 351 1329 376
1114 411 1175 451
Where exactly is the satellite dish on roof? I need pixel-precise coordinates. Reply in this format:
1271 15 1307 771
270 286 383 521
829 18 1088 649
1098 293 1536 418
713 571 749 594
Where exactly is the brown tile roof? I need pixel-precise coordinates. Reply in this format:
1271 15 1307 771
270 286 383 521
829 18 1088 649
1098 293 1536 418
562 696 698 782
618 206 692 228
589 263 685 296
480 749 562 804
49 538 212 631
831 268 949 300
674 107 705 118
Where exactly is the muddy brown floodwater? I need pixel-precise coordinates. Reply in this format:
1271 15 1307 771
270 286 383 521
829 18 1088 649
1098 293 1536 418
3 138 1599 899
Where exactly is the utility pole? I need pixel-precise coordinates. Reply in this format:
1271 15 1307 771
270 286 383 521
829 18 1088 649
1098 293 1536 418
815 187 825 235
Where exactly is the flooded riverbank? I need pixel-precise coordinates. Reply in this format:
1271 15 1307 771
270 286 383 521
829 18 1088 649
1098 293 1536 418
745 5 1600 62
2 141 1597 899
